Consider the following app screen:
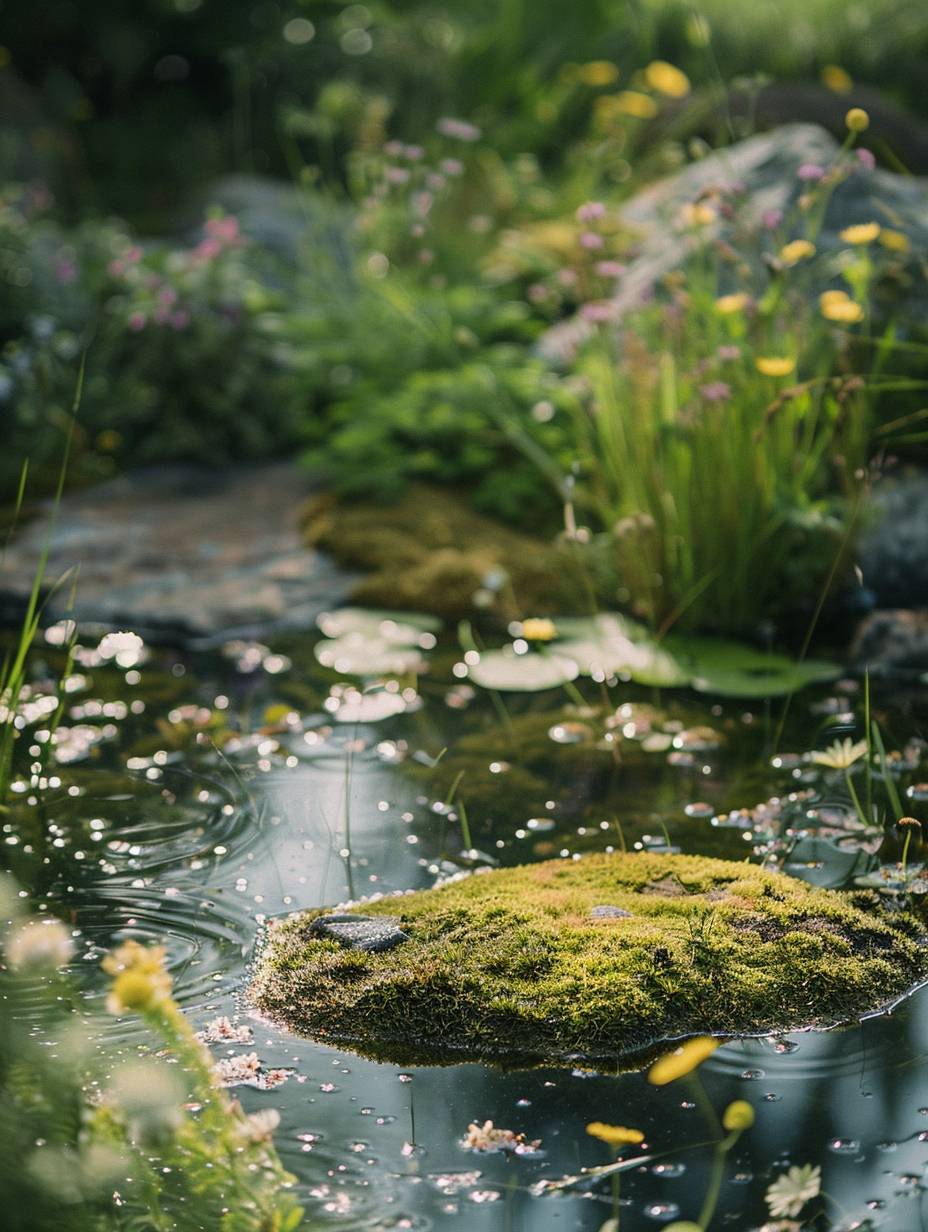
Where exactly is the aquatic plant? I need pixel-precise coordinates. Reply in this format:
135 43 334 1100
0 887 305 1231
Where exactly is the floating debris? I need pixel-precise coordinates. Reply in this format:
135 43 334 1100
461 1120 542 1154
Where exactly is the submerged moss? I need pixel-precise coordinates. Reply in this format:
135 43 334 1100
302 485 588 620
249 852 927 1068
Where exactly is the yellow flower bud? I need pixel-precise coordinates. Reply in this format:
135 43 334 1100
722 1100 756 1131
819 291 864 323
715 292 749 314
108 970 162 1014
579 60 620 87
779 239 816 266
821 65 853 94
845 107 869 132
840 222 880 245
613 91 658 119
586 1122 645 1147
880 228 910 253
521 618 558 642
644 61 691 98
648 1036 720 1085
755 356 796 378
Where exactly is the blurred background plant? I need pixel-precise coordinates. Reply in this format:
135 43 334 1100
2 0 928 641
6 0 928 223
0 876 305 1232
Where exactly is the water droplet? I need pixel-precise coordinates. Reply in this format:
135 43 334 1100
644 1202 680 1221
828 1138 860 1155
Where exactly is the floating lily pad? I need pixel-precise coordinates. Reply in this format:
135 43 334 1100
328 689 410 724
314 635 427 677
666 636 841 698
314 607 442 677
554 614 690 686
535 613 840 698
317 607 441 643
250 851 926 1068
466 649 580 692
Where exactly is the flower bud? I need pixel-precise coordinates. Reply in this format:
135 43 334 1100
722 1099 756 1131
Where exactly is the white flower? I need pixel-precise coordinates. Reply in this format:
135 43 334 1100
242 1108 281 1143
6 918 74 971
110 1060 184 1145
809 738 868 770
765 1163 821 1218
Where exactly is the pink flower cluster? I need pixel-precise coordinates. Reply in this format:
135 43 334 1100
193 214 241 263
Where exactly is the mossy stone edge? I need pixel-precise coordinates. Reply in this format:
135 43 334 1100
249 852 927 1069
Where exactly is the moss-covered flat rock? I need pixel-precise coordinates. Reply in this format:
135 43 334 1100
250 852 927 1068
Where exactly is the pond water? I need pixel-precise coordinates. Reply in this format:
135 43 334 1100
9 624 928 1231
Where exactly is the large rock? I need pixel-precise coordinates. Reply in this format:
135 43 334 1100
0 464 356 647
541 123 928 360
857 472 928 610
250 851 926 1068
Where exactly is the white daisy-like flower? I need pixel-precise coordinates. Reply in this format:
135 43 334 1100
809 738 868 770
242 1108 281 1143
6 918 74 971
765 1163 821 1218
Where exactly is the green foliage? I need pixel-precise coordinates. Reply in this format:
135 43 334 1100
8 0 928 223
0 191 309 496
251 850 926 1066
0 893 306 1232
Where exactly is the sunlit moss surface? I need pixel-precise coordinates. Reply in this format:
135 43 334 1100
302 485 586 620
250 853 927 1067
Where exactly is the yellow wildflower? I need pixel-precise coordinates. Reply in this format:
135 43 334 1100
779 239 816 266
821 64 853 94
680 201 717 227
103 941 172 1015
645 60 691 98
819 291 864 323
613 91 659 119
579 60 619 87
648 1036 719 1085
880 228 910 253
722 1100 756 1131
840 221 880 245
845 107 869 132
586 1122 645 1147
715 292 749 314
521 618 558 642
755 356 796 377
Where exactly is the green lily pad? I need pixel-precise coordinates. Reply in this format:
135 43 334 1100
317 607 441 643
551 614 840 697
467 649 580 692
666 635 841 698
554 613 689 684
314 636 427 677
314 607 442 678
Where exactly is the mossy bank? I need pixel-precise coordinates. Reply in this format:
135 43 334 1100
249 852 927 1068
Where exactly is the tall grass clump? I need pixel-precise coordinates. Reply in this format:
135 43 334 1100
540 122 918 636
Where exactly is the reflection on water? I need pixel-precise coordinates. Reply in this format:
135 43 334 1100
10 630 928 1230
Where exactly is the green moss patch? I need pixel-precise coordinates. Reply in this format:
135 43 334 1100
249 852 927 1068
302 485 588 621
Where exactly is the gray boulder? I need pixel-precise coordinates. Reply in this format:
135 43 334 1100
541 123 928 361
